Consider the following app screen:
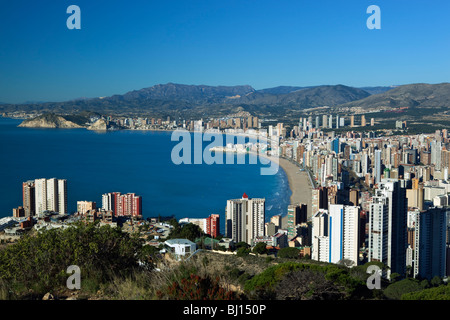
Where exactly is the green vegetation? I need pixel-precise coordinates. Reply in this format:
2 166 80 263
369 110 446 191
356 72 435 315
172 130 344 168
243 261 372 300
166 218 205 242
402 285 450 300
277 247 300 259
0 221 153 299
1 223 450 300
252 242 269 255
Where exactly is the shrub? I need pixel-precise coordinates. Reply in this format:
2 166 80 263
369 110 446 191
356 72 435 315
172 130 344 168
156 274 238 300
0 222 149 298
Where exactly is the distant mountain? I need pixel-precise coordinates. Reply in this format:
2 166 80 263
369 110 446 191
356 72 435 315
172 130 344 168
6 83 450 120
358 86 398 95
121 83 255 101
0 83 372 118
337 83 450 111
236 85 370 108
256 86 312 95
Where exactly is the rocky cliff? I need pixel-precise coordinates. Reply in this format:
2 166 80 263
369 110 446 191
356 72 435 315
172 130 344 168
87 118 108 131
18 113 85 129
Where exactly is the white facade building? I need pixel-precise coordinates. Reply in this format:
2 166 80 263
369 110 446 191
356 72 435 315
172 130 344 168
312 205 360 266
225 193 265 245
164 239 197 261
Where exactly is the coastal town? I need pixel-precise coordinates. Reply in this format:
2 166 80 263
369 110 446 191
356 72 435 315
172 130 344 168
2 110 450 285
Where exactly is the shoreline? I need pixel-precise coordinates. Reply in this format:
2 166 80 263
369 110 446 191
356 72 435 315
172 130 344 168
9 118 313 220
277 157 313 218
245 150 313 218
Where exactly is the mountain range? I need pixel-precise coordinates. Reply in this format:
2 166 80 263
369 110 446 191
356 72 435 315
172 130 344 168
1 82 450 119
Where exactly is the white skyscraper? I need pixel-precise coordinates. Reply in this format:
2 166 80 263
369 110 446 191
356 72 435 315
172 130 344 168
368 196 389 266
58 179 67 214
374 149 382 184
312 204 360 266
46 178 58 212
35 178 47 216
34 178 67 215
368 179 408 278
226 193 265 245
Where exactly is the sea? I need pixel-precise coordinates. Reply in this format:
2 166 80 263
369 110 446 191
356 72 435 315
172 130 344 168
0 117 291 233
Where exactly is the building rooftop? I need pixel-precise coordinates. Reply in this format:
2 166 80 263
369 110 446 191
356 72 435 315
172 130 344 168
165 239 195 246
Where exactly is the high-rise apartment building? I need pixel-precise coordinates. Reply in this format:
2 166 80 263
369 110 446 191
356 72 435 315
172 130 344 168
58 179 67 214
102 192 142 217
35 178 47 216
22 181 35 217
206 214 220 238
368 179 408 277
413 207 447 280
225 193 265 245
287 204 307 239
34 178 67 216
311 187 329 215
312 204 360 266
77 201 97 215
46 178 58 212
374 149 382 185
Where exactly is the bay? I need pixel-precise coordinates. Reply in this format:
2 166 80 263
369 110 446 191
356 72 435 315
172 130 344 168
0 117 291 233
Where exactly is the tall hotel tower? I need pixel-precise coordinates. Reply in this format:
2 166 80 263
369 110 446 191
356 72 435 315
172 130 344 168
22 181 36 217
225 193 265 245
102 192 142 217
368 179 407 278
312 204 360 266
34 178 67 216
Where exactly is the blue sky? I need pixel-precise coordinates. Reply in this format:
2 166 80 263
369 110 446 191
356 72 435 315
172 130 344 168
0 0 449 103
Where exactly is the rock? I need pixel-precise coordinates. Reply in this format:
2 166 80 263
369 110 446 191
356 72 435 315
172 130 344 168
42 292 55 300
18 113 84 129
87 119 108 131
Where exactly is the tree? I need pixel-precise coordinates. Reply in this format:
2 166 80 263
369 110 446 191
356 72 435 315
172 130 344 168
236 247 250 257
0 222 147 297
167 222 204 242
275 269 346 300
252 242 268 255
383 278 422 300
431 276 443 287
277 247 300 259
235 242 250 250
389 273 401 283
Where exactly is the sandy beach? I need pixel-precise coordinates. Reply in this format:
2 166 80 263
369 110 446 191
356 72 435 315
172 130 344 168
277 157 313 218
245 152 313 218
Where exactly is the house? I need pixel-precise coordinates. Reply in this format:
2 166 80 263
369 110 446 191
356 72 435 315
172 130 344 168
163 239 197 260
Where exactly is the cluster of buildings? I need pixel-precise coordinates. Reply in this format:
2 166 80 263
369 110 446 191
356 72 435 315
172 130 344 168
13 178 67 218
206 119 450 281
100 111 261 133
276 121 450 280
5 112 450 282
7 179 145 236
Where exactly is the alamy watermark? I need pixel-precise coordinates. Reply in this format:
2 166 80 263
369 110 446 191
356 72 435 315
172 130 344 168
66 5 381 30
367 5 381 30
66 265 81 290
366 265 381 290
170 129 280 176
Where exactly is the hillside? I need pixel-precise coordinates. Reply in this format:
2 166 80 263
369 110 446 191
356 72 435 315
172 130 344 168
4 83 450 120
1 83 371 119
337 83 450 112
18 111 101 129
18 113 85 129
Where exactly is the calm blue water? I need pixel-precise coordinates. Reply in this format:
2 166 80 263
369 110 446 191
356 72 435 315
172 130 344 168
0 117 290 232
